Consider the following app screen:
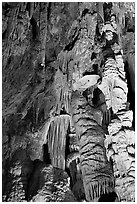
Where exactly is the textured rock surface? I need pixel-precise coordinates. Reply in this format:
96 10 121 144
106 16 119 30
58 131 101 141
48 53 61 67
105 116 135 202
2 2 135 202
99 3 135 201
47 115 70 170
28 161 76 202
71 91 115 201
3 148 33 202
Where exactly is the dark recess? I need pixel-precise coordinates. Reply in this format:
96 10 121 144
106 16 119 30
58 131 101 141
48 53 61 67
43 144 51 164
98 191 118 202
124 61 135 129
30 16 39 40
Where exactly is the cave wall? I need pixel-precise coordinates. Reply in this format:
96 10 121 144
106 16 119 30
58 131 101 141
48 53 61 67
2 2 135 202
2 1 80 166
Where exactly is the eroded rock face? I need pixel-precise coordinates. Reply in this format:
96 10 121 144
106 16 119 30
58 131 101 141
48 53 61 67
3 148 33 202
105 115 135 202
99 3 135 202
28 161 76 202
3 2 135 202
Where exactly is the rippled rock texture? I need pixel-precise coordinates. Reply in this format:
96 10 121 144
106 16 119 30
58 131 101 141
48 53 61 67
2 2 135 202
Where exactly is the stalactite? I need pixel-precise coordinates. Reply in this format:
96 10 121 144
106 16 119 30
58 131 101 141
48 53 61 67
41 117 53 144
69 130 79 152
96 2 104 23
57 8 116 201
20 2 27 12
40 3 48 66
54 68 72 115
2 2 135 202
66 152 80 169
25 3 34 19
47 115 70 170
7 6 20 41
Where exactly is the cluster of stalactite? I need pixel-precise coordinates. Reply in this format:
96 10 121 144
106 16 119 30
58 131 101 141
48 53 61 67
42 114 84 200
43 3 114 202
2 2 135 202
42 2 135 202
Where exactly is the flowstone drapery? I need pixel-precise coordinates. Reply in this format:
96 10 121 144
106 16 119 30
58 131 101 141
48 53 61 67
2 2 135 202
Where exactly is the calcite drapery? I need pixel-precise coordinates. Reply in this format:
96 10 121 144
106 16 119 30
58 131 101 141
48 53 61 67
54 68 72 115
47 115 70 170
2 2 135 202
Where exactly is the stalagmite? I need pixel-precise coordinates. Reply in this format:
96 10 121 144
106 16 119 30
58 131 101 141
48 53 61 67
2 2 135 202
101 3 135 201
71 90 114 201
43 2 135 201
58 8 116 201
98 58 128 114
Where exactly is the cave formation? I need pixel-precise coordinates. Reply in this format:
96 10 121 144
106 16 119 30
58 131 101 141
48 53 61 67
2 2 135 202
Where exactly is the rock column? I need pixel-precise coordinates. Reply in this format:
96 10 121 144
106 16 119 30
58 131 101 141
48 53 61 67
99 4 135 202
